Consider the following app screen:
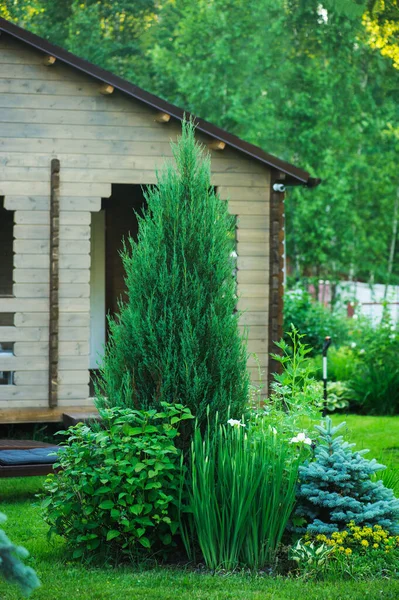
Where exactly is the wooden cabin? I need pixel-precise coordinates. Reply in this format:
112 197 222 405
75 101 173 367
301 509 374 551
0 18 319 424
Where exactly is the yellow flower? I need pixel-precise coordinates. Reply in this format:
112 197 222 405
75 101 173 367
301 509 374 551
361 540 369 547
338 546 345 552
345 548 352 555
373 543 379 549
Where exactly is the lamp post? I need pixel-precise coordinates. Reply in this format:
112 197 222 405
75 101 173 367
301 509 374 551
322 336 332 417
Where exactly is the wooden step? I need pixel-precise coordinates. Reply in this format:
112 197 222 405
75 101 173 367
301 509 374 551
62 411 100 427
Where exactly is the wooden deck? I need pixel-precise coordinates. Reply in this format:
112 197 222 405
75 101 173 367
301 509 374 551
0 406 99 424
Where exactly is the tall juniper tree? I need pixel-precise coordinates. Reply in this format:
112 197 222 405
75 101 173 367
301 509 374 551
97 120 249 427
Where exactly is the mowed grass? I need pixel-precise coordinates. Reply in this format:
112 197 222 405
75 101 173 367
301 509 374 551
1 415 399 600
331 414 399 467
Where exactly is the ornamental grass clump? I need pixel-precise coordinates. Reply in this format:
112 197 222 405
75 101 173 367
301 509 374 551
181 416 301 570
96 119 249 429
294 418 399 535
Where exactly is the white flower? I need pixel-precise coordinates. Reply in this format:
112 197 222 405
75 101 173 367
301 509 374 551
350 342 357 348
352 314 358 320
290 432 312 445
272 427 277 435
227 418 245 428
359 348 365 355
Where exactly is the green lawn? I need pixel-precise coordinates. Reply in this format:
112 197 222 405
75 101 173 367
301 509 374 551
331 414 399 467
1 415 399 600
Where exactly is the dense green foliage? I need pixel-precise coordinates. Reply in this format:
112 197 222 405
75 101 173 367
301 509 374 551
0 513 40 597
42 404 193 562
182 416 300 570
284 289 349 354
97 122 249 426
2 0 398 287
294 419 399 535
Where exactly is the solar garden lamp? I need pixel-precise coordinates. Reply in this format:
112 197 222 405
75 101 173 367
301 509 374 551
322 336 332 417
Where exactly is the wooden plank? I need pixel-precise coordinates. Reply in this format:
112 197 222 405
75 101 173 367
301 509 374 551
228 202 269 216
0 298 48 312
0 78 102 97
14 342 48 356
239 325 267 340
59 255 90 269
59 298 90 312
0 63 97 82
59 226 90 240
14 212 91 228
0 137 174 157
58 370 90 384
0 327 42 342
14 225 49 240
13 284 49 298
219 187 269 201
0 399 49 409
0 108 156 127
0 406 95 424
0 122 181 143
59 269 90 283
15 313 49 327
0 181 110 197
236 229 269 243
5 196 49 211
14 211 49 225
0 49 48 65
58 240 90 255
14 255 49 269
239 312 268 326
58 356 89 370
238 284 268 297
61 198 102 211
59 313 89 327
237 216 269 229
0 92 151 113
58 384 90 400
237 270 269 284
247 354 268 368
59 341 90 356
60 212 91 225
237 257 269 270
14 240 49 254
0 151 266 174
237 298 268 312
14 371 48 385
237 242 268 257
0 356 48 370
58 284 90 298
247 340 268 354
13 269 49 283
59 327 90 342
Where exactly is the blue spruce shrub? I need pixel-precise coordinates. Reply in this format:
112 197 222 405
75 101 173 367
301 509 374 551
0 512 40 596
294 418 399 535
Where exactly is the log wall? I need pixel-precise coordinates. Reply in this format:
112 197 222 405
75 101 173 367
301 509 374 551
0 34 271 422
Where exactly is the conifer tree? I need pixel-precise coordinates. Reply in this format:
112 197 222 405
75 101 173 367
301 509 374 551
97 120 249 427
0 513 40 596
294 418 399 535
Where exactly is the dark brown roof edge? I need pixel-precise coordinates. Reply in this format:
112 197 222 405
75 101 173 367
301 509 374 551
0 17 320 187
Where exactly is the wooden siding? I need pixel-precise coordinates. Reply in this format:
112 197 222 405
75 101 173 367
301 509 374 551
0 35 271 420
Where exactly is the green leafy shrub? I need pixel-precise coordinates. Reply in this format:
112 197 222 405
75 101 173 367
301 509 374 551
42 404 193 562
294 418 399 535
284 288 348 355
310 346 360 383
182 416 301 570
347 314 399 415
0 513 40 597
97 120 249 429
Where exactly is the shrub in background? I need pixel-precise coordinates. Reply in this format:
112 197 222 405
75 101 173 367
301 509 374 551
97 120 249 429
284 288 348 355
182 416 301 570
0 512 40 597
294 418 399 535
42 404 193 562
347 315 399 415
